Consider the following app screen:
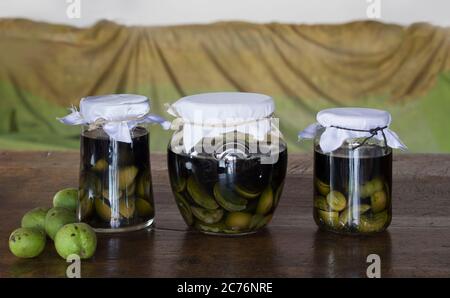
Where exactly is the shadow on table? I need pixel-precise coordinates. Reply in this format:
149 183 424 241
7 241 67 277
311 229 392 277
173 228 281 278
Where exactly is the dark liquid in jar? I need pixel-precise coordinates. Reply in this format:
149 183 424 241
78 127 154 231
313 148 392 234
167 147 288 235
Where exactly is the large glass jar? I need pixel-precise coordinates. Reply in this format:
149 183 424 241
59 94 169 232
300 108 406 235
167 92 288 235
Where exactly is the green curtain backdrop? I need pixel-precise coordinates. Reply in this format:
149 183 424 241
0 19 449 152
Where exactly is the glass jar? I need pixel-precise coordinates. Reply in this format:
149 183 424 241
78 124 154 232
58 94 169 232
300 108 406 235
167 92 288 235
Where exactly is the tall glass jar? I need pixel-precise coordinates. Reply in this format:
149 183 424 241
300 108 406 235
58 94 169 232
167 92 288 235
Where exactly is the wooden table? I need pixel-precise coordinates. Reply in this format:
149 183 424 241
0 151 449 278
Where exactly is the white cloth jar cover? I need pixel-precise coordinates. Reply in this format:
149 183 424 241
167 92 276 153
299 107 407 153
58 94 170 143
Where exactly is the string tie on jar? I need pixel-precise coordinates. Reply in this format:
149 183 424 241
330 125 388 150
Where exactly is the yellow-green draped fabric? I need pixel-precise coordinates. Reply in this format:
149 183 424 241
0 19 449 151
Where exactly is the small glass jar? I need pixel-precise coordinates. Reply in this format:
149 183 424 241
78 124 154 232
167 92 288 235
59 94 169 232
300 108 406 235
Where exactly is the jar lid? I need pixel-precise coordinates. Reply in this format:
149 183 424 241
167 92 275 124
58 94 169 143
167 92 276 153
317 108 391 130
299 107 407 153
80 94 150 123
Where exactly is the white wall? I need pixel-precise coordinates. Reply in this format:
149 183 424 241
0 0 449 27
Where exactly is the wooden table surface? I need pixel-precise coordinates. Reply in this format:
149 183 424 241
0 151 449 278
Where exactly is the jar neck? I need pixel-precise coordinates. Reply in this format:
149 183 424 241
314 125 391 157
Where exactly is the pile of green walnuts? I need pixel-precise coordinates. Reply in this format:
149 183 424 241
8 188 97 259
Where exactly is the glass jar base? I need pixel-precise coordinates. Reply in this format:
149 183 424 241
93 218 154 233
317 225 388 236
196 228 264 237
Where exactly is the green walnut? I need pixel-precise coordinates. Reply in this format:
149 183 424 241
249 214 273 230
359 211 389 233
371 190 387 213
314 196 329 211
53 188 78 212
225 212 252 230
94 197 135 222
188 177 219 210
338 204 371 228
273 184 284 207
45 207 77 240
195 221 227 233
361 178 384 198
92 158 108 172
78 194 94 221
9 228 46 258
315 179 330 196
171 175 187 193
118 166 138 190
136 198 153 217
21 207 49 231
175 193 193 226
371 178 384 193
213 183 246 212
360 182 373 198
54 223 97 259
256 187 273 215
318 210 339 227
191 206 224 224
234 185 261 199
326 191 347 211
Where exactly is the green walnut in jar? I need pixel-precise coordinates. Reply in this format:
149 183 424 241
167 92 287 235
59 94 169 232
300 108 406 235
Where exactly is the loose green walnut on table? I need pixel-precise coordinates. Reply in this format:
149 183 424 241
54 223 97 259
53 188 78 211
21 207 49 231
9 228 46 258
45 207 77 240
